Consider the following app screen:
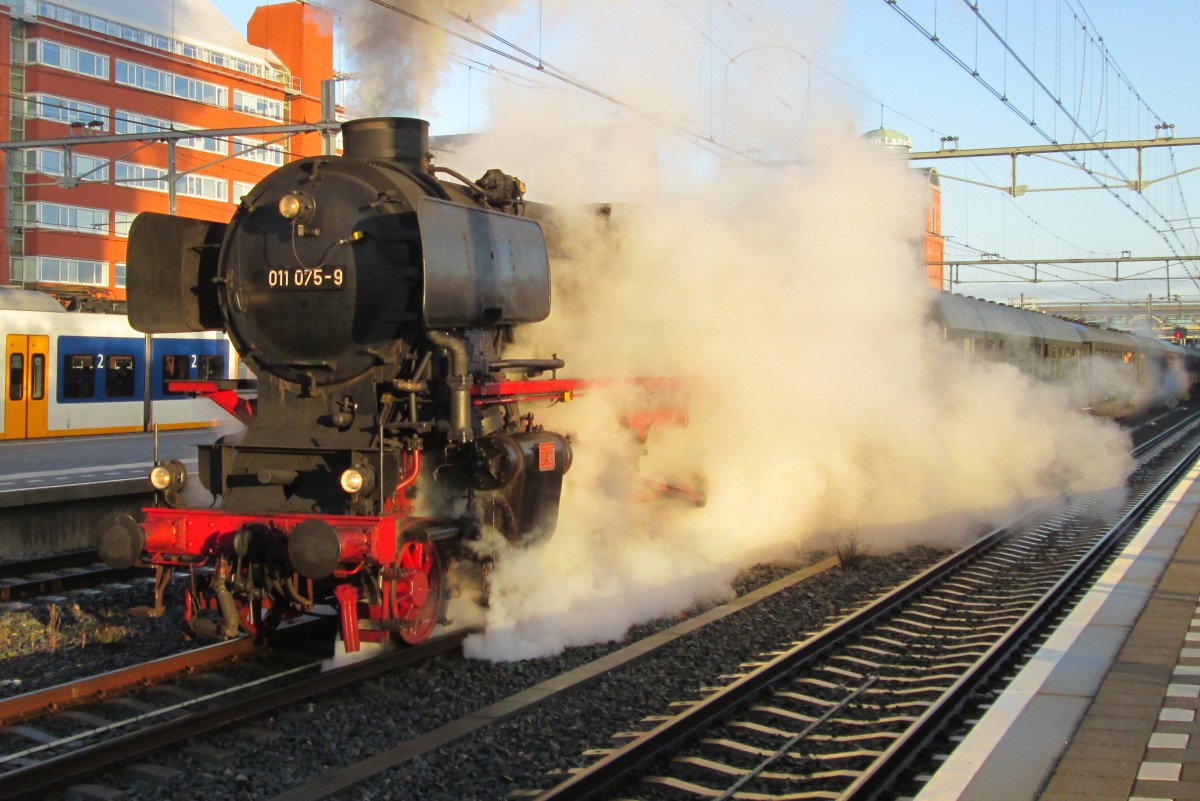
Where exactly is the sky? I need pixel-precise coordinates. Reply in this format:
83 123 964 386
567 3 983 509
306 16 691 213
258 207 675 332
207 0 1200 308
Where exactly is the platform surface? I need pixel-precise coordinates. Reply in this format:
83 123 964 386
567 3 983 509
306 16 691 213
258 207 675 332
0 424 239 493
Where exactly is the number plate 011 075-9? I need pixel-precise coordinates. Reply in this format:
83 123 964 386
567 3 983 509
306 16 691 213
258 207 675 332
266 266 346 289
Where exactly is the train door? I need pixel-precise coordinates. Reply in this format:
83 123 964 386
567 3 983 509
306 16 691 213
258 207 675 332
4 335 49 439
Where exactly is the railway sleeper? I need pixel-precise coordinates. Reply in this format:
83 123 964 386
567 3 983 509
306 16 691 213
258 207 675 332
864 685 945 697
672 755 864 782
644 773 844 799
806 731 903 744
830 654 883 670
872 672 961 685
820 665 868 681
879 660 975 674
775 691 839 707
852 699 933 711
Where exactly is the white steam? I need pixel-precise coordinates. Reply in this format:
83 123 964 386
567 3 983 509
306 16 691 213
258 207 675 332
332 0 525 117
333 0 1134 660
461 129 1132 660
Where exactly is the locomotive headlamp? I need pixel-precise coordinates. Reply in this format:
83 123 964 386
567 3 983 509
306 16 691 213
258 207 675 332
149 459 187 492
339 466 376 495
278 194 302 218
278 191 315 224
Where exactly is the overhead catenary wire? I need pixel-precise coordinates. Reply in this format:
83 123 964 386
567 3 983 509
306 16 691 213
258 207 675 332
361 0 778 167
882 0 1200 295
717 0 1143 302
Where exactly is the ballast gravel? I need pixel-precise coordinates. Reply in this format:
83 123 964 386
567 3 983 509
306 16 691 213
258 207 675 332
57 546 948 801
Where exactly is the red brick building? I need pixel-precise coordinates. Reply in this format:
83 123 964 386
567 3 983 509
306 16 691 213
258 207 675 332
1 0 336 305
863 127 947 291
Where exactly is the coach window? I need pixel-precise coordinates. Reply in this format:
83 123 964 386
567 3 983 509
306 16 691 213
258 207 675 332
63 354 96 398
30 355 45 400
106 355 135 397
8 354 22 400
198 354 224 381
161 354 188 394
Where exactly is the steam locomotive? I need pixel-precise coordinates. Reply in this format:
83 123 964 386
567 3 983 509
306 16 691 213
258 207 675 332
95 117 586 649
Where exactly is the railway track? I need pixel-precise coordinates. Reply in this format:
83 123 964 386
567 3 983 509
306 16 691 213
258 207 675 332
0 554 869 801
0 616 473 801
0 549 130 604
526 412 1200 800
0 628 266 728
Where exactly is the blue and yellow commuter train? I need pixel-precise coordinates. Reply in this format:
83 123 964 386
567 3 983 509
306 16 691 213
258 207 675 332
1 287 235 439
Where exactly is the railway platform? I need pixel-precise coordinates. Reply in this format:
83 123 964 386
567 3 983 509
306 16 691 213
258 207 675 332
0 425 238 558
914 457 1200 801
0 424 238 499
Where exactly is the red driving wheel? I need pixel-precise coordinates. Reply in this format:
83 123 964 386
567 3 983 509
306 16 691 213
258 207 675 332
389 540 443 644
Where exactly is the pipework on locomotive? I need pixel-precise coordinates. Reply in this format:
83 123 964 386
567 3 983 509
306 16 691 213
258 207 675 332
96 117 590 650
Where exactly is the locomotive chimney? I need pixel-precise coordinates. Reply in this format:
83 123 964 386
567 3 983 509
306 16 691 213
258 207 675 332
341 117 431 173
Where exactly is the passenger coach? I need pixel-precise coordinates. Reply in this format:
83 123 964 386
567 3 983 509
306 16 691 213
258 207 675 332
931 292 1198 415
2 288 236 439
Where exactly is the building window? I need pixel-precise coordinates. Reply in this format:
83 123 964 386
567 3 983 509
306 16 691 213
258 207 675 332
24 202 109 235
23 256 108 286
26 148 109 183
36 0 294 87
114 110 166 136
115 161 168 192
233 90 285 121
115 60 227 107
233 137 286 166
116 163 227 201
115 111 227 155
176 174 229 202
178 131 228 155
115 262 127 288
25 39 109 79
113 109 176 136
114 213 136 238
27 93 107 127
232 181 256 202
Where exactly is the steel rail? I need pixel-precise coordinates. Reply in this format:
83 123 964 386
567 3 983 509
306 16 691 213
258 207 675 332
0 635 260 727
0 565 133 603
530 515 1035 800
532 420 1200 801
0 550 100 580
840 438 1200 800
0 628 471 801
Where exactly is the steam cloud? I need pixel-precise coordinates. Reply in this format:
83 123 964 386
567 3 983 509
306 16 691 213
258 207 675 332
334 1 1134 660
332 0 524 117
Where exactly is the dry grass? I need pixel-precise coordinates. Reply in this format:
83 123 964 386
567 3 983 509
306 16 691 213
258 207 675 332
47 604 60 651
0 602 134 659
832 528 869 570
